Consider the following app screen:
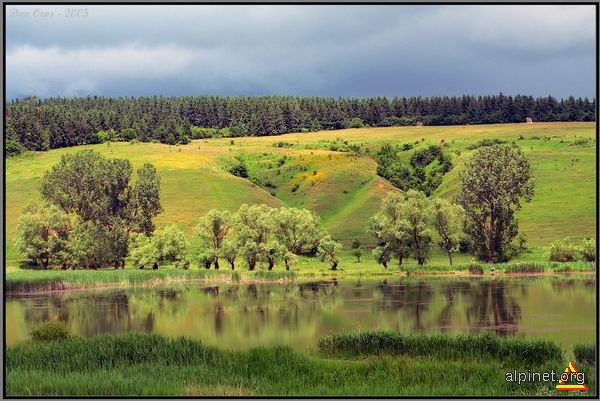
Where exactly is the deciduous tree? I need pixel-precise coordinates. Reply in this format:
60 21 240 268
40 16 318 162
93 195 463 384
431 199 463 266
15 202 73 269
195 210 232 269
400 190 432 266
367 191 411 267
456 144 534 262
317 235 343 270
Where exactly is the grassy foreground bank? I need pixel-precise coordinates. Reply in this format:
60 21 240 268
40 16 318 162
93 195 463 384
6 332 595 396
6 259 595 293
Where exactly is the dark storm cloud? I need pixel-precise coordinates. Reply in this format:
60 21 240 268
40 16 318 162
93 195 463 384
5 5 596 99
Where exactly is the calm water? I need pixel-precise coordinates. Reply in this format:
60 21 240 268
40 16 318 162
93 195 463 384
6 276 596 350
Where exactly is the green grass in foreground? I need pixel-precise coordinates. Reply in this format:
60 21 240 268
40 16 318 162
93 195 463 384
318 331 562 365
6 332 595 396
574 344 596 366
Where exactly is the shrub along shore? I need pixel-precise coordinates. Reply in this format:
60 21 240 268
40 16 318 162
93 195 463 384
5 259 595 294
6 331 595 396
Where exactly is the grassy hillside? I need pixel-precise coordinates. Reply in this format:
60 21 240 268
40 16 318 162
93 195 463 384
5 122 596 270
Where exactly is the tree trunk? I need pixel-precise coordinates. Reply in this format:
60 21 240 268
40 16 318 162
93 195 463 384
268 260 274 271
229 260 235 270
285 260 290 271
448 251 453 266
382 260 388 269
248 260 256 271
152 262 159 270
487 208 496 263
114 258 119 269
121 260 126 269
331 261 338 271
214 257 220 270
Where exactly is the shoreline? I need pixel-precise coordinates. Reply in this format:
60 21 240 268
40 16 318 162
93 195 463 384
6 268 596 296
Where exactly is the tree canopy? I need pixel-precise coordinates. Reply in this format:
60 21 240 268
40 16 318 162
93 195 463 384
17 150 162 269
195 204 336 271
456 144 534 263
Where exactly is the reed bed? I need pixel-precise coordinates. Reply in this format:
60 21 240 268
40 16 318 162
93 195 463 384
317 331 563 365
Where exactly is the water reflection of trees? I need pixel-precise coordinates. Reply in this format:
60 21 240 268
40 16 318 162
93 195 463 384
375 281 434 330
463 280 522 335
298 280 338 299
14 278 548 345
551 278 596 293
374 279 523 334
437 280 472 332
23 291 156 336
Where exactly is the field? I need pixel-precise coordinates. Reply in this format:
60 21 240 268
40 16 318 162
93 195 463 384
6 332 595 396
5 122 597 273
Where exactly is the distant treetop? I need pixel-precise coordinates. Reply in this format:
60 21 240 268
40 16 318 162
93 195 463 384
6 94 595 153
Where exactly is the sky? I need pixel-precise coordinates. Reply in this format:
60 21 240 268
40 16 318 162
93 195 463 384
5 4 597 100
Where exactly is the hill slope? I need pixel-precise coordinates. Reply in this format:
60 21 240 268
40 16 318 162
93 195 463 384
5 122 596 269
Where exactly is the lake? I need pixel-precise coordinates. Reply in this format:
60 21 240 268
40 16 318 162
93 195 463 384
6 276 596 350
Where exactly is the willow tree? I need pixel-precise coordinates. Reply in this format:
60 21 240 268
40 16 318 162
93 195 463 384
367 191 411 267
28 150 162 268
431 199 464 266
236 204 273 270
195 209 232 269
456 144 534 263
317 235 343 270
399 190 432 266
15 202 73 269
271 207 323 254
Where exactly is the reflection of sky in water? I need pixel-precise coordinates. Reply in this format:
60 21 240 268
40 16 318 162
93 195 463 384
6 277 596 350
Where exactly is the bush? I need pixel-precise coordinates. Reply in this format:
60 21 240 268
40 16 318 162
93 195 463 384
574 344 595 365
466 138 506 150
175 258 191 270
31 321 70 342
468 263 484 275
549 239 578 262
580 238 596 262
571 137 592 147
228 161 249 178
96 129 116 143
6 139 26 156
347 118 364 128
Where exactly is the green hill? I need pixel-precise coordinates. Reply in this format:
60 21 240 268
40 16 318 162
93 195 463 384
5 122 596 270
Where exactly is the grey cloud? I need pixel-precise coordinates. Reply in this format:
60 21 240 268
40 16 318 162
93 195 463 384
5 5 596 99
